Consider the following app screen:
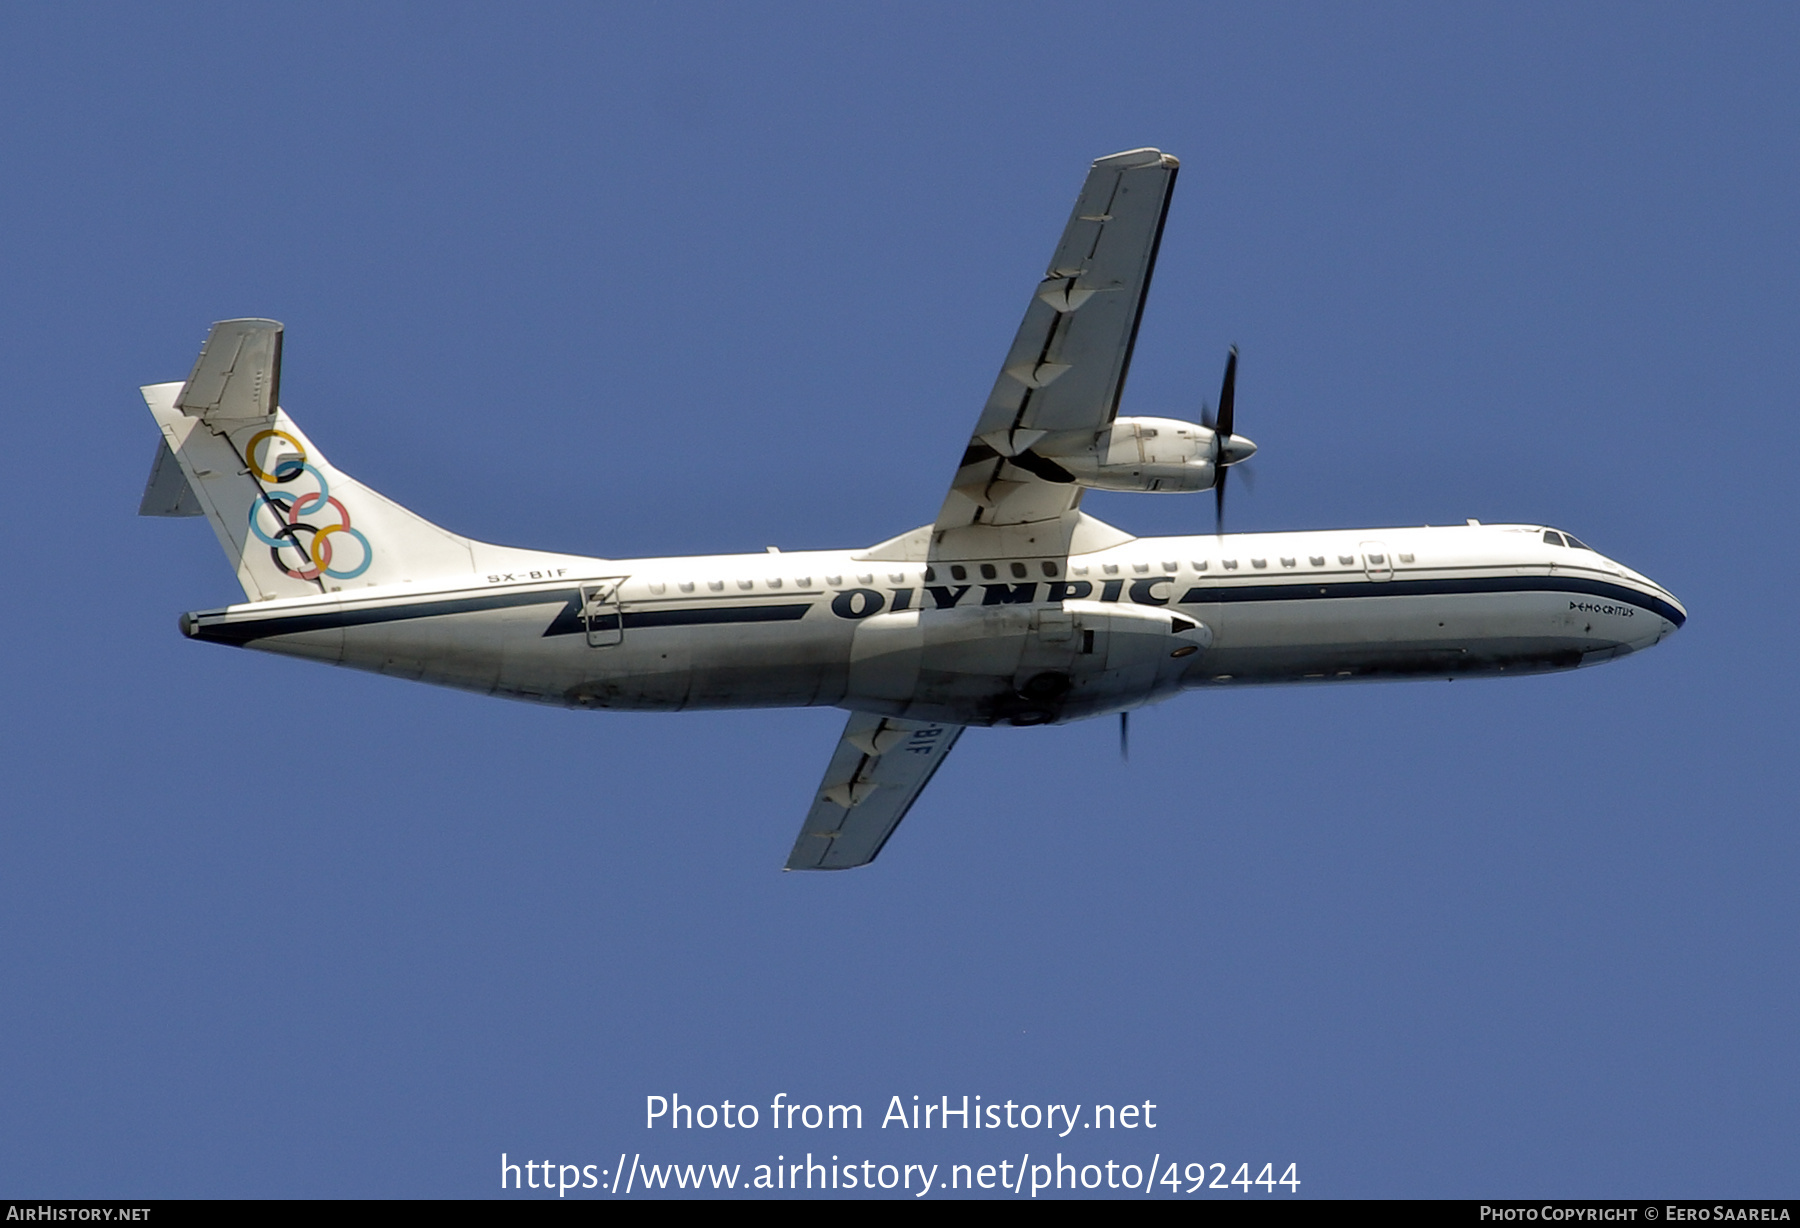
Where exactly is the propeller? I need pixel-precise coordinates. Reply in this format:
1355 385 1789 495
1200 346 1256 533
1119 710 1130 762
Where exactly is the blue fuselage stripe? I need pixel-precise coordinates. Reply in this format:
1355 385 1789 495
186 589 812 646
184 570 1681 647
1178 573 1686 627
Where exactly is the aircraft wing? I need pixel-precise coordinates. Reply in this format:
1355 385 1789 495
932 148 1179 556
785 713 964 871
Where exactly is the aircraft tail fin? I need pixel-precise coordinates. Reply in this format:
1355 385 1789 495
140 319 477 601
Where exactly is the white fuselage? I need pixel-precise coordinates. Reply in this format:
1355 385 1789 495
183 522 1685 728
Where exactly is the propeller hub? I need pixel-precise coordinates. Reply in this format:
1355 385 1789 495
1218 434 1257 465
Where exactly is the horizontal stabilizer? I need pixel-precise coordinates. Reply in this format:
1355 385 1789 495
785 712 963 870
176 318 283 423
137 437 202 517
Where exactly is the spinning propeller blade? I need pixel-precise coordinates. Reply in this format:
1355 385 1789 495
1216 345 1237 440
1207 346 1249 535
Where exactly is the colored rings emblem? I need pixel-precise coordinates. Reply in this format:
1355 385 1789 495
245 429 373 581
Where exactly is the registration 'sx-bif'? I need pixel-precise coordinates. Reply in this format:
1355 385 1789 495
138 148 1686 870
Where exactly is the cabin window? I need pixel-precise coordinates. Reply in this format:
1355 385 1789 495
980 563 998 580
1223 559 1239 570
1072 565 1088 576
1310 556 1325 566
1280 557 1295 568
924 566 936 582
1010 561 1028 578
951 565 968 581
1367 554 1385 565
1132 562 1149 573
708 580 724 591
825 575 842 586
856 573 873 584
649 582 666 594
1338 554 1355 565
1398 553 1414 564
737 579 754 590
796 576 811 587
1103 563 1119 575
1542 531 1566 547
1041 561 1058 577
767 577 783 588
1192 560 1208 571
1162 561 1177 573
1252 558 1267 569
678 581 694 593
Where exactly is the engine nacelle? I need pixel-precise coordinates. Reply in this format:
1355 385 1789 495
1038 416 1222 493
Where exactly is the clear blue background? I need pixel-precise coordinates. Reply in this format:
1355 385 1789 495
1 2 1793 1199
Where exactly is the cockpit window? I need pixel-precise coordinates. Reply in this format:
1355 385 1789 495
1542 530 1566 547
1563 533 1592 550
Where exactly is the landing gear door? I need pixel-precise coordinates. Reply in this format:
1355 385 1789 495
1360 541 1393 582
581 578 626 647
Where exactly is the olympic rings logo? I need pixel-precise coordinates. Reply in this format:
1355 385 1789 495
244 429 374 582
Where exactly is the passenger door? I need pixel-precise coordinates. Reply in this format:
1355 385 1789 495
581 579 626 647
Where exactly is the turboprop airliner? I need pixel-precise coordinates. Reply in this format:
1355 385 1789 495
138 148 1685 870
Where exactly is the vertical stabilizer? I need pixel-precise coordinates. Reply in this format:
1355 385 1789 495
141 319 476 601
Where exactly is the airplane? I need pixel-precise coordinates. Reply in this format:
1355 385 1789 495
137 147 1685 871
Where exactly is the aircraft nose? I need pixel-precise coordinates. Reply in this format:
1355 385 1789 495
1614 559 1685 646
1661 587 1688 630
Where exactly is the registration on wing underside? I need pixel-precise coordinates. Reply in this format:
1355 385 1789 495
786 713 964 871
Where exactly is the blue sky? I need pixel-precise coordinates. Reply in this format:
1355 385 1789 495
1 2 1794 1198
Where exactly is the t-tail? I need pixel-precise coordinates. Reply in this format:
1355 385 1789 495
138 319 477 601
